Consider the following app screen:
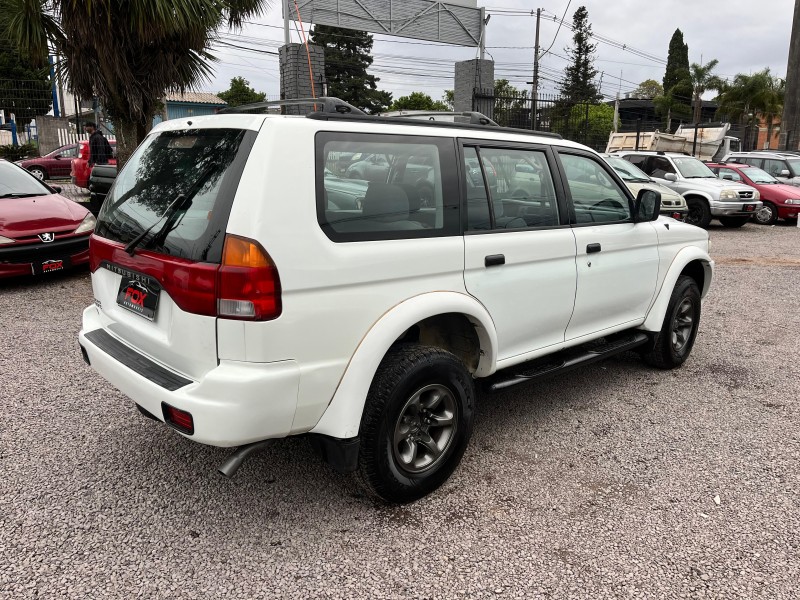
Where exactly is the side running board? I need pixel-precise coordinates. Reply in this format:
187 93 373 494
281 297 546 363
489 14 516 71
488 331 650 392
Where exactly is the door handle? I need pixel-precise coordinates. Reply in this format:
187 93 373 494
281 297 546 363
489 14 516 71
586 243 602 254
485 254 505 267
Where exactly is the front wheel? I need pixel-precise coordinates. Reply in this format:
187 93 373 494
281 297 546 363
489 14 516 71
685 198 712 228
719 216 749 228
753 202 778 225
356 344 475 503
642 275 701 369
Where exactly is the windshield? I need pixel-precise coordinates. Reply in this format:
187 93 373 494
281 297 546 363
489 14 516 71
95 128 253 263
606 157 650 182
787 159 800 177
0 161 54 197
741 167 778 184
673 157 716 178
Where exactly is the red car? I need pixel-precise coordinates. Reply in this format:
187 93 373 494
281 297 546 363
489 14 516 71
0 159 95 278
708 162 800 225
71 139 117 189
16 143 79 180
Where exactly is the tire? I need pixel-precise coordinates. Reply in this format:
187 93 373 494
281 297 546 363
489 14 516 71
642 275 701 369
719 216 749 228
356 344 475 503
28 166 47 180
754 202 778 225
685 197 712 228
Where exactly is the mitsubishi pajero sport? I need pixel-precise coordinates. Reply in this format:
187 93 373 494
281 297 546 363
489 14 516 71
79 99 714 503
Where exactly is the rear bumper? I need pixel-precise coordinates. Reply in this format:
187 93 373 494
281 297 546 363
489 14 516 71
79 307 300 447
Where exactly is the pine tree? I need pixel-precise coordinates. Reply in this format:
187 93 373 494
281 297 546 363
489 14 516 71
657 29 693 129
309 25 392 114
559 6 602 103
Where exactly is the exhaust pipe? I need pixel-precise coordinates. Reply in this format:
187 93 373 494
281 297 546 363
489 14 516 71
218 440 274 478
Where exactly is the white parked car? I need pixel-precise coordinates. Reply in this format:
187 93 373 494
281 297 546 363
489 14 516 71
79 101 714 503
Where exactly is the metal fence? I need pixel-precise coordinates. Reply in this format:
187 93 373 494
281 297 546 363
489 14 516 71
474 88 619 152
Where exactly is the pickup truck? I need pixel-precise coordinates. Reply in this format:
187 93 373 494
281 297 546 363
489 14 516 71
88 164 117 215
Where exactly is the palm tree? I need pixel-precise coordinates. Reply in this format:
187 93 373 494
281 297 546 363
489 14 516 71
717 69 785 149
1 0 269 166
689 59 724 124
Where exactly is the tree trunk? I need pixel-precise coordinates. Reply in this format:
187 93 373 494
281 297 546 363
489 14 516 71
767 116 774 149
113 118 151 171
693 92 701 124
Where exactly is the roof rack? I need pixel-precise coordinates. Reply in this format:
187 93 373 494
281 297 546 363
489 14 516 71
218 97 365 115
381 110 500 127
305 111 563 139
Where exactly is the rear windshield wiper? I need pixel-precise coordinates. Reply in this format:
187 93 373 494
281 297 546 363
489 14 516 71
124 165 217 256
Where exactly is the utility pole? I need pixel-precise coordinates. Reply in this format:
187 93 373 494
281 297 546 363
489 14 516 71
780 0 800 150
530 8 541 130
284 0 291 45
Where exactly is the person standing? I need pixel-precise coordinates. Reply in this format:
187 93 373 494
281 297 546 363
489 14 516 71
84 121 112 166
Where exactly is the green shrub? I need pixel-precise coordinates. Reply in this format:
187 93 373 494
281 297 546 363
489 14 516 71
0 142 39 161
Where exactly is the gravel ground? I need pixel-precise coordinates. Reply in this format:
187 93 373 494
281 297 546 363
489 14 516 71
1 222 798 599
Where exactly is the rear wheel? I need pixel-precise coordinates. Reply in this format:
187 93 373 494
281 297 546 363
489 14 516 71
642 275 701 369
356 344 475 503
28 166 46 180
719 216 749 228
685 198 711 228
754 202 778 225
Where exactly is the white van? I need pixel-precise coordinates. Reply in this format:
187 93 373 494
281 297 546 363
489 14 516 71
79 100 713 503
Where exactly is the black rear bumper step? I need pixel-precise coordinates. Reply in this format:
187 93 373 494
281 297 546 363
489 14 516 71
83 329 192 391
488 331 650 392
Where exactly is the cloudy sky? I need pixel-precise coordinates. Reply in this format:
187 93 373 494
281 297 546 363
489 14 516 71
207 0 795 102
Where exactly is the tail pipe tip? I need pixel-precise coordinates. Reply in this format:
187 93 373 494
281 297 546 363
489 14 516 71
218 439 274 479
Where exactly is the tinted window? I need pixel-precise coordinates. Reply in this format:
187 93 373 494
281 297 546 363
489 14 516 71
465 147 559 231
763 158 788 177
0 161 54 197
95 128 253 262
560 153 631 223
317 133 459 241
649 157 676 178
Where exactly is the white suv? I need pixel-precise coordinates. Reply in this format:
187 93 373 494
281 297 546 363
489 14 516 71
79 100 713 503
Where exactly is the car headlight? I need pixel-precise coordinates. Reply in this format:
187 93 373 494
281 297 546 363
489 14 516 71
785 199 800 205
74 213 96 235
752 190 760 200
0 235 15 245
719 189 739 200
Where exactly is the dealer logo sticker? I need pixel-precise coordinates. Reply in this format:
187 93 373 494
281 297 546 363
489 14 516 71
38 232 55 243
120 281 150 314
41 259 64 272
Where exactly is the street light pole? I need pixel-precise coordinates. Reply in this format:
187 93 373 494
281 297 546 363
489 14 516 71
530 8 541 130
780 0 800 150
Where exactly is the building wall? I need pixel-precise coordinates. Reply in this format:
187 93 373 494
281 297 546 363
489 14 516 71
757 116 781 150
152 103 224 126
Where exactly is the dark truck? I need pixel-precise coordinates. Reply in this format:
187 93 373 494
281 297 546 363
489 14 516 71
88 164 117 215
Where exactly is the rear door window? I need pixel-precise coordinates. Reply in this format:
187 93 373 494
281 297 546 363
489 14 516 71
95 128 255 263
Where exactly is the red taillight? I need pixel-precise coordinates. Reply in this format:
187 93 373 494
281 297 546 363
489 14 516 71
162 402 194 435
217 235 282 321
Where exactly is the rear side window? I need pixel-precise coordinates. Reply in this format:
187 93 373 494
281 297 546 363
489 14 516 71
316 132 459 241
95 128 255 263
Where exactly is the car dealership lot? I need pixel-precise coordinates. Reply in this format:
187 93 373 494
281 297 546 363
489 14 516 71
1 223 798 599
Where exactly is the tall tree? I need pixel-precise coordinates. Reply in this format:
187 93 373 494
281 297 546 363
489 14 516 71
717 69 785 147
0 43 51 128
559 6 602 103
217 76 266 107
658 29 693 130
1 0 269 166
689 59 723 124
310 25 391 114
389 92 448 112
631 79 664 99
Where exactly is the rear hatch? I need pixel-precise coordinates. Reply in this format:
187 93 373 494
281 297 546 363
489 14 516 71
89 121 260 379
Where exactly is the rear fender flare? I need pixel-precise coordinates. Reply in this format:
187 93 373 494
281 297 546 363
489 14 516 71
640 247 714 332
310 292 497 439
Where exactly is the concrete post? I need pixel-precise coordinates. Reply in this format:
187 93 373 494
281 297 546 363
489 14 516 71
454 59 495 119
779 0 800 150
279 43 326 114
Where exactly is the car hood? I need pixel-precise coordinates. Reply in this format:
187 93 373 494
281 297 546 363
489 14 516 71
679 177 754 192
760 182 800 199
625 181 683 201
0 194 89 239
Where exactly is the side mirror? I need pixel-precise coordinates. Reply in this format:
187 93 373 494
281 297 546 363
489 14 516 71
635 189 661 222
780 169 791 177
722 174 734 180
664 173 678 182
52 186 62 193
53 154 62 159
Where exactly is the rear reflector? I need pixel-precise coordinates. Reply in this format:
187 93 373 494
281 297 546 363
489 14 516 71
161 402 194 435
